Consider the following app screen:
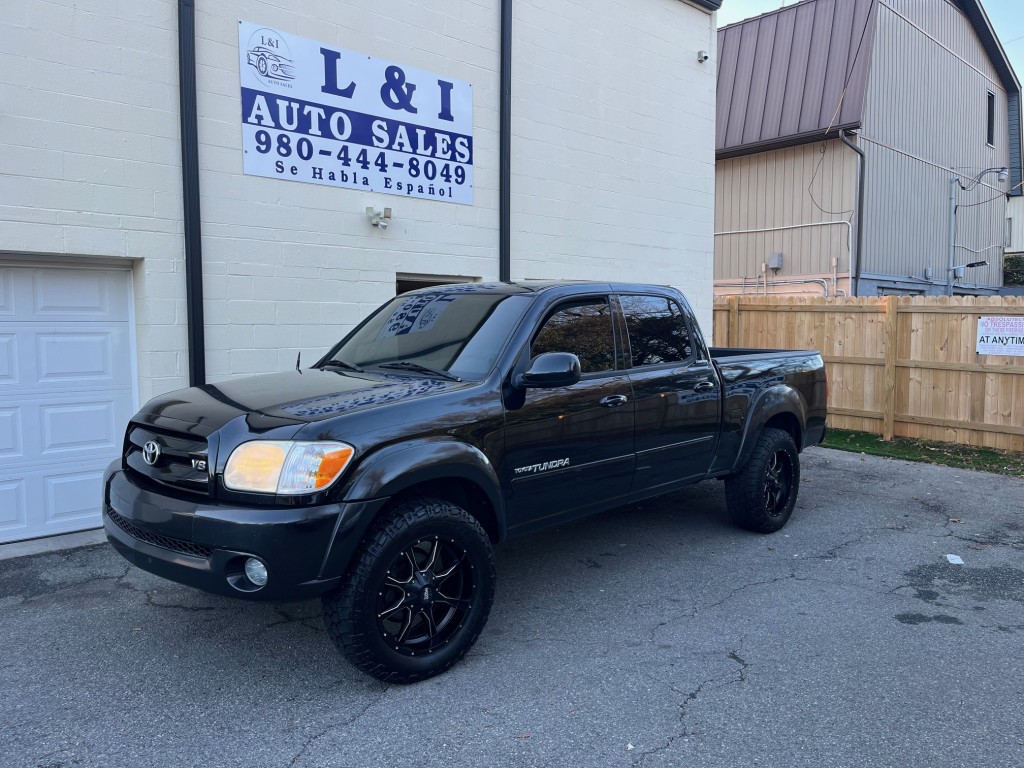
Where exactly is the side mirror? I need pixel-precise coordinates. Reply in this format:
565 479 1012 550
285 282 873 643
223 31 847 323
516 352 582 388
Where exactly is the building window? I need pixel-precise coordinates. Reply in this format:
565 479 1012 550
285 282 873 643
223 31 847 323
396 273 476 295
987 91 995 146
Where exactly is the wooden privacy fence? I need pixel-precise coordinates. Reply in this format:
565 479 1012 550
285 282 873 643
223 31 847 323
712 295 1024 451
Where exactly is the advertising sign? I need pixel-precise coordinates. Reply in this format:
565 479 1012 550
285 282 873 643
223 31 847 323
976 316 1024 356
238 21 473 204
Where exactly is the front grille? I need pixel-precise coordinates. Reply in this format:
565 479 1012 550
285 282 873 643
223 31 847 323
107 507 214 559
125 423 210 496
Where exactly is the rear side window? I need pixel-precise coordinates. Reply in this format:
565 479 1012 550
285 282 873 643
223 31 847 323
532 299 615 373
620 295 692 366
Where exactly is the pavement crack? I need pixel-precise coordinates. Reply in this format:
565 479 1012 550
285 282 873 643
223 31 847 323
633 647 750 765
144 591 217 613
728 650 749 683
702 576 786 611
632 678 713 766
288 685 389 767
814 529 875 560
266 607 324 633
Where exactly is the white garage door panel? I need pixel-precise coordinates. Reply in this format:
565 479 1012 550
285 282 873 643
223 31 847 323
41 401 119 454
0 334 15 381
0 265 135 544
0 480 28 533
37 332 115 382
0 408 21 457
44 469 107 524
0 326 132 393
0 271 12 314
33 271 119 316
0 395 131 469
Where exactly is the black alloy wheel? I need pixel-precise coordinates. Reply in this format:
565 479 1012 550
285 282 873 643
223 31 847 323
763 448 794 518
725 427 801 533
322 497 496 683
377 536 475 656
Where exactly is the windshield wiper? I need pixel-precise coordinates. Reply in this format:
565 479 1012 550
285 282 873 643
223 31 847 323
320 359 365 373
376 361 463 382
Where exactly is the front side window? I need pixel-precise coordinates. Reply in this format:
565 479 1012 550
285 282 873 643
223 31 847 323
532 299 615 373
620 295 692 367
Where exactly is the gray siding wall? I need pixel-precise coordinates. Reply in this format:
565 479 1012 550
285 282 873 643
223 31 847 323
1007 196 1024 254
860 0 1010 292
715 140 858 284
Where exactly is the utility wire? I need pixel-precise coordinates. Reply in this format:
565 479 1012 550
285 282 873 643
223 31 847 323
824 0 876 136
811 2 877 218
958 192 1006 208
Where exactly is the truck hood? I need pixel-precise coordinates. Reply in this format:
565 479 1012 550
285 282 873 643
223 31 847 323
136 369 470 434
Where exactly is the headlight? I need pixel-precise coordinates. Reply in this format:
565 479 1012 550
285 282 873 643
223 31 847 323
223 441 355 495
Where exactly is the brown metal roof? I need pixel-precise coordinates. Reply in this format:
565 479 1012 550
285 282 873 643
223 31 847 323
716 0 879 158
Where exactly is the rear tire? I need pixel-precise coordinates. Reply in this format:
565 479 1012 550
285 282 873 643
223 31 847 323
322 497 496 684
725 428 800 533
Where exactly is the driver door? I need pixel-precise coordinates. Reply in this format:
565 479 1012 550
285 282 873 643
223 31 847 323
503 296 635 535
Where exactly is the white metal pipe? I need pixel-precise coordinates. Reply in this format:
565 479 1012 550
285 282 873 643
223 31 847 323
947 176 958 297
716 278 831 297
714 221 852 295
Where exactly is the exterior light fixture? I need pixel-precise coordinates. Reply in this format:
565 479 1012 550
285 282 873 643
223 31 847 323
948 260 989 282
366 206 392 230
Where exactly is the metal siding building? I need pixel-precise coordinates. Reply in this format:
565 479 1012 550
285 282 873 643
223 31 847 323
714 0 1022 297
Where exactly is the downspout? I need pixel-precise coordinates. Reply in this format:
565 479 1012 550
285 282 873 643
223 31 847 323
177 0 206 386
498 0 512 282
840 130 865 297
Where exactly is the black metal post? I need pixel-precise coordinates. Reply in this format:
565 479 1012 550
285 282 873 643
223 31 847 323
499 0 512 282
178 0 206 386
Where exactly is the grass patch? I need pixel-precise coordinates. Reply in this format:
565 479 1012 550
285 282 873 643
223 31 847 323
821 428 1024 477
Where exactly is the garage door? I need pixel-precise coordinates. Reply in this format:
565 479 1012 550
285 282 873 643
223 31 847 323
0 265 136 544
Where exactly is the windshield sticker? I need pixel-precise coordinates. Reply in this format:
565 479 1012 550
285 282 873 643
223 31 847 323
378 294 457 338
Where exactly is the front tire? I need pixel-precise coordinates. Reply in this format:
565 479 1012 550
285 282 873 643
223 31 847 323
725 427 800 533
322 497 496 684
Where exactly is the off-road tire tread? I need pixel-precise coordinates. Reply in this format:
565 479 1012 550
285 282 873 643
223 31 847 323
322 497 495 684
725 427 800 534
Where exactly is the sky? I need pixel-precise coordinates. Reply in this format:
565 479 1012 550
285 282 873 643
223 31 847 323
715 0 1024 80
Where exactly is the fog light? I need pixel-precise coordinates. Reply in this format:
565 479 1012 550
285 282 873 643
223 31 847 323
244 558 268 587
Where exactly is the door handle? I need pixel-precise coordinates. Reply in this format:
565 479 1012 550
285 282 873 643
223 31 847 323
693 380 716 392
599 394 629 407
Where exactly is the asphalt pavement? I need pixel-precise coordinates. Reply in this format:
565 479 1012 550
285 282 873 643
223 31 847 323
1 447 1022 768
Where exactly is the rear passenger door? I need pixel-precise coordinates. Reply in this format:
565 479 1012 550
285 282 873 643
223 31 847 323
618 294 719 495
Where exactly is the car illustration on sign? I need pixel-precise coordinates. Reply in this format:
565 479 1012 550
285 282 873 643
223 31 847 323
246 45 294 80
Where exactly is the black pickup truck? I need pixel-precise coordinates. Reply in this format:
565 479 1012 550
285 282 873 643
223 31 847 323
103 281 826 682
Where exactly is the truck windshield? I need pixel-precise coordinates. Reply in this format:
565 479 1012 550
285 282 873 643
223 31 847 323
325 292 531 381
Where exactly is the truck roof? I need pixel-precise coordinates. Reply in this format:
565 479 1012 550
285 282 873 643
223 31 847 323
402 280 674 297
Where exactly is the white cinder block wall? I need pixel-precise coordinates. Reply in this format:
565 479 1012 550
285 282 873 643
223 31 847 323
193 1 501 386
1 0 187 402
511 0 717 333
3 0 717 403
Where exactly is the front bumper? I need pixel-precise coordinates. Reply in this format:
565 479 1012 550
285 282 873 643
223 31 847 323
102 462 386 601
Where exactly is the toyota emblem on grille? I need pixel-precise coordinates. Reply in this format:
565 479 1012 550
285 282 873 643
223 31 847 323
142 440 162 466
